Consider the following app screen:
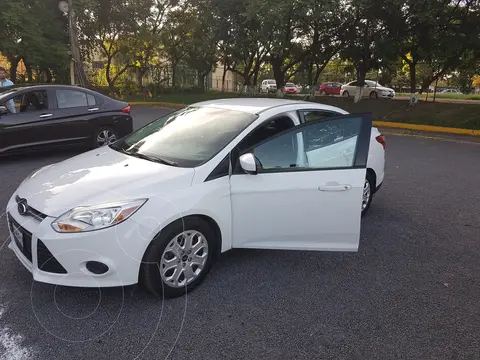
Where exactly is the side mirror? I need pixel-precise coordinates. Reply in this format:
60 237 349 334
0 106 8 115
239 153 257 175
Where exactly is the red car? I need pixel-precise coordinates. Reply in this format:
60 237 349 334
318 82 343 95
283 83 298 94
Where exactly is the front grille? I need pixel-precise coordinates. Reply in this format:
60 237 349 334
37 240 67 274
7 214 33 262
15 195 47 221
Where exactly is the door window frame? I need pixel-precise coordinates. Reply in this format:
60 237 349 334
233 113 372 175
0 88 52 116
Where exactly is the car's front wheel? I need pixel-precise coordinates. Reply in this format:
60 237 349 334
140 217 217 298
321 90 327 95
361 175 374 216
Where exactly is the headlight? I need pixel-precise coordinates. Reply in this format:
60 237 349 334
51 199 147 233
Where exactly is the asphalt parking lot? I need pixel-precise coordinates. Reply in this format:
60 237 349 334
0 106 479 360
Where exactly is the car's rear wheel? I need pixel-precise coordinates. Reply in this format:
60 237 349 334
140 217 216 298
369 91 378 99
361 175 374 216
94 127 118 148
343 91 349 97
321 90 327 95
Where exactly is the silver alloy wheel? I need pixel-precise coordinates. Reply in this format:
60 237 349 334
343 91 349 97
362 178 371 210
96 129 117 146
160 230 209 288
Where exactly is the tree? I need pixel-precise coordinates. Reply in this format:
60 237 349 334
212 0 271 92
0 0 69 83
257 0 310 96
131 0 177 92
159 6 193 89
340 0 396 102
183 1 219 90
387 0 480 104
77 0 142 91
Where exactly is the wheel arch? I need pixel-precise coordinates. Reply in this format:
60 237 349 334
367 167 377 192
138 214 223 283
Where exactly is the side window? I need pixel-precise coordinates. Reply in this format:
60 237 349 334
250 116 362 172
86 93 96 106
350 81 358 86
303 110 342 122
0 90 48 115
56 90 88 109
236 115 295 153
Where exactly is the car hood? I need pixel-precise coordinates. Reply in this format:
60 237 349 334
16 147 195 217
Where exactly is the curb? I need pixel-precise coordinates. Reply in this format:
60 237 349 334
128 102 480 136
372 121 480 136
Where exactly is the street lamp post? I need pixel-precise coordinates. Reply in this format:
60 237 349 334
59 0 88 87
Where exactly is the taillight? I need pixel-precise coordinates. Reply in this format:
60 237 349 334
375 134 386 150
121 105 131 114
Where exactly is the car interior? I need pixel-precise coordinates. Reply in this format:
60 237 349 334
235 115 298 170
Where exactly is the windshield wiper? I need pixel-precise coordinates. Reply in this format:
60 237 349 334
128 152 178 166
109 144 178 166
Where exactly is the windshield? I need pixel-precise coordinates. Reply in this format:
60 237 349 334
285 83 295 87
365 81 381 87
267 80 276 84
111 106 257 167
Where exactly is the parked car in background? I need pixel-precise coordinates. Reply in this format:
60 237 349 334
318 82 343 96
440 89 462 94
284 83 298 94
341 80 395 99
7 98 385 298
261 79 277 93
0 84 133 155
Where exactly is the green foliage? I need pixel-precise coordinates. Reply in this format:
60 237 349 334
0 0 69 82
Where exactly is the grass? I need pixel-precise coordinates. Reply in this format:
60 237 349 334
397 92 480 101
124 91 480 130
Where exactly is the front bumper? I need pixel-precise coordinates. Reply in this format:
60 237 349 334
6 194 154 288
379 92 395 98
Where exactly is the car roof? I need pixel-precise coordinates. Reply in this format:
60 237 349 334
191 97 346 115
0 84 102 95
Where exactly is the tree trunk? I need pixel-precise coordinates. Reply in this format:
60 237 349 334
409 62 420 106
106 57 114 91
197 73 205 91
271 59 285 98
45 69 53 83
171 63 177 89
221 63 227 92
136 67 144 93
26 63 33 82
354 62 366 103
8 57 20 83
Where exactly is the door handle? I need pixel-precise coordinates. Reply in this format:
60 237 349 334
39 113 53 118
318 184 352 191
88 107 99 111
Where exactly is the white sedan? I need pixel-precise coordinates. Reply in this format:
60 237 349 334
6 98 385 298
341 80 395 99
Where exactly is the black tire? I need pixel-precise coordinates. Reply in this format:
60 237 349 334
369 91 378 99
361 174 374 216
343 90 349 97
140 217 217 298
93 126 118 148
